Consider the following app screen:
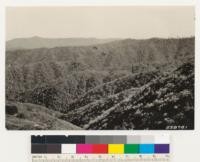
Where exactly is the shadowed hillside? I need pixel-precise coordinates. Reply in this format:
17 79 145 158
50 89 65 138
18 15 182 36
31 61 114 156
6 101 81 130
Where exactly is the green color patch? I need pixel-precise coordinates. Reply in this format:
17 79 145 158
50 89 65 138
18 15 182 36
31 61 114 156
124 144 139 154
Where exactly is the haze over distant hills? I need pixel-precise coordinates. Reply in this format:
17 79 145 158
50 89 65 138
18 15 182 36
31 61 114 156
6 36 119 50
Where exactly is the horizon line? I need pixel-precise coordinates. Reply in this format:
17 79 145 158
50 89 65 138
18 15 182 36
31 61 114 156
6 35 195 41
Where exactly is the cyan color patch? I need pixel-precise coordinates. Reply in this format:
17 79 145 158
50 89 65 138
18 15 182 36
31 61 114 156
139 144 155 154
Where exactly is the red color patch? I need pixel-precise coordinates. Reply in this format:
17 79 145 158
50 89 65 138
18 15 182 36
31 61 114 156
92 144 108 153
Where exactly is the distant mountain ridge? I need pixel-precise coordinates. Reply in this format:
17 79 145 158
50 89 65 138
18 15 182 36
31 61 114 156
6 37 194 66
6 36 119 50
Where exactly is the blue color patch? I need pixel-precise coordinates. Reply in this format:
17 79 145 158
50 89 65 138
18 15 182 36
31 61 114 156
139 144 155 154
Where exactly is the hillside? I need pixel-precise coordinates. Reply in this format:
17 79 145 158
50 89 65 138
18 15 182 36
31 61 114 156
6 37 194 130
6 37 194 110
62 62 194 130
66 71 160 112
6 36 118 50
6 101 81 130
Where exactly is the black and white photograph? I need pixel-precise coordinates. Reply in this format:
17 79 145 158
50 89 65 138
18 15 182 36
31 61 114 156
6 6 195 130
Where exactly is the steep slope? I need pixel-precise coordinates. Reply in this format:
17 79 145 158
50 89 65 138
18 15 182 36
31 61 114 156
6 101 81 130
6 36 118 50
66 71 160 113
62 62 194 130
6 37 194 113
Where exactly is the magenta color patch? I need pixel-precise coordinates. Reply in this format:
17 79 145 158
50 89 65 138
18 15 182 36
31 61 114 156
76 144 93 154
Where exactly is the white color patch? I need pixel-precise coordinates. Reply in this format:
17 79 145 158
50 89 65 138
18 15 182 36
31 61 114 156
61 144 76 154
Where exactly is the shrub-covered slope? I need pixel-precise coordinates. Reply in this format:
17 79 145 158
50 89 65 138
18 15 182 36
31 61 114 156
63 62 194 130
6 37 194 112
66 71 160 112
6 37 194 130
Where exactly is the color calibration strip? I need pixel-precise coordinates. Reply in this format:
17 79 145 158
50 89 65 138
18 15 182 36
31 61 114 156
31 135 170 154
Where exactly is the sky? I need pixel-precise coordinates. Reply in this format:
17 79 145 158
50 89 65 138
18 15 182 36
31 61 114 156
6 6 195 40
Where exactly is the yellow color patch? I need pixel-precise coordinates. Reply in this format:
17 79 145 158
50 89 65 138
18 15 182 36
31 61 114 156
108 144 124 154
